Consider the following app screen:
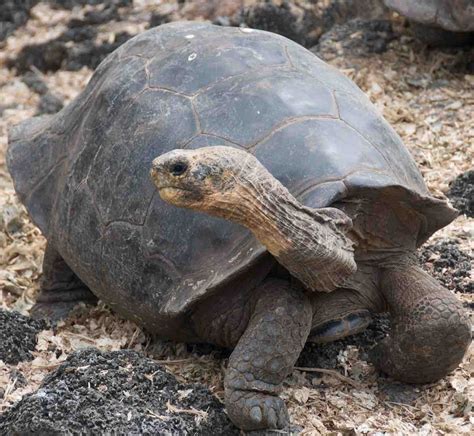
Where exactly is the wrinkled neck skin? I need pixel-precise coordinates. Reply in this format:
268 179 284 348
201 164 357 292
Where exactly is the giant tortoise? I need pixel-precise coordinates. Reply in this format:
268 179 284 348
384 0 474 45
7 22 471 432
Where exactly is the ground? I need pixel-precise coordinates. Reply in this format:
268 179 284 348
0 348 237 435
0 1 473 434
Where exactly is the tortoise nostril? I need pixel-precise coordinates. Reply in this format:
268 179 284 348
170 161 188 176
152 157 163 170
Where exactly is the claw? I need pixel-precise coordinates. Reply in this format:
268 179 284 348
226 390 289 431
250 406 263 425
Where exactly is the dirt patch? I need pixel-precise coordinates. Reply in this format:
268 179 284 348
0 348 238 435
0 309 46 365
447 170 474 218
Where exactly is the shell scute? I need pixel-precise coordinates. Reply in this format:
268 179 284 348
148 34 288 95
184 134 244 150
334 91 427 193
100 221 165 326
89 57 148 125
285 43 367 99
254 118 386 196
86 88 198 226
195 69 338 147
62 183 104 291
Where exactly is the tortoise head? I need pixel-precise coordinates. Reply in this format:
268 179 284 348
151 146 261 219
151 146 356 293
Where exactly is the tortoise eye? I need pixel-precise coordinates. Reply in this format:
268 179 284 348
170 162 188 176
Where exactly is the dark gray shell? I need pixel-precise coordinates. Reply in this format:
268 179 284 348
7 22 456 331
384 0 474 32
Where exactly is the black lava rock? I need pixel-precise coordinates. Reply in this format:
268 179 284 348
314 19 397 61
0 348 238 435
9 29 133 73
0 0 38 42
419 238 473 294
68 3 120 27
235 0 318 47
21 71 49 94
21 71 64 114
60 25 97 42
10 40 67 72
66 31 132 71
447 170 474 218
37 92 64 115
149 12 172 29
320 0 389 33
8 0 134 74
0 309 46 365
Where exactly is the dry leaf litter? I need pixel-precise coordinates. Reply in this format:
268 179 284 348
0 1 472 434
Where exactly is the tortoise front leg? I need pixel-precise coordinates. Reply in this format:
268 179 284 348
225 279 312 431
372 263 471 383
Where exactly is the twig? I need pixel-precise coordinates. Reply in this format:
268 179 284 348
146 409 169 420
127 326 141 348
166 401 208 419
294 366 362 389
3 377 17 400
385 400 421 410
385 401 416 418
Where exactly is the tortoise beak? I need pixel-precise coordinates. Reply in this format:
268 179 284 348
150 157 167 189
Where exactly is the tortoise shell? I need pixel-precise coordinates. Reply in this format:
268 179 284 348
7 22 456 333
384 0 474 32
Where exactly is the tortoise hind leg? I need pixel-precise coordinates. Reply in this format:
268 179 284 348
31 243 97 321
371 262 471 383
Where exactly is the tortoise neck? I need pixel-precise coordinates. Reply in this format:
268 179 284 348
210 174 356 292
